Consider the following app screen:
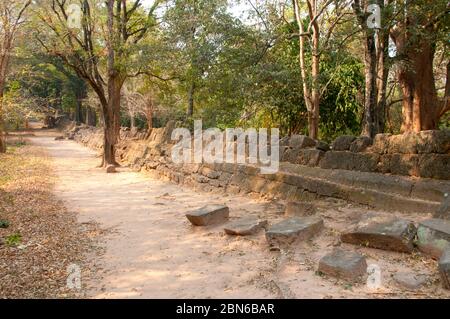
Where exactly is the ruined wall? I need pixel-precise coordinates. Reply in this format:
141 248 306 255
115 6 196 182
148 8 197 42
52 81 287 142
65 123 450 214
280 132 450 180
68 124 450 180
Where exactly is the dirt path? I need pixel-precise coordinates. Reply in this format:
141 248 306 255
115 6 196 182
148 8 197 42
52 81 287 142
29 129 450 299
31 131 281 298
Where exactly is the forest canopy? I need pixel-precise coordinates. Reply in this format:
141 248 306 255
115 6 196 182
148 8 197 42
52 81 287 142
0 0 448 159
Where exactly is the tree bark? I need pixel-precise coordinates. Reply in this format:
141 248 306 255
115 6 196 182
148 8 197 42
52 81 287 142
394 29 439 132
361 32 377 137
0 84 6 153
293 0 321 140
389 1 446 133
375 19 389 133
354 0 390 138
75 96 83 124
187 82 195 117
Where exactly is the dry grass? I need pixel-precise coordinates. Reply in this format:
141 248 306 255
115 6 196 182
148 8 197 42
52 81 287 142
0 141 98 298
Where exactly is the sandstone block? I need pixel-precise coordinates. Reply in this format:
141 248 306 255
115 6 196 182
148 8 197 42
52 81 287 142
265 217 324 247
318 249 367 282
224 217 268 236
416 218 450 258
341 215 417 253
186 205 230 226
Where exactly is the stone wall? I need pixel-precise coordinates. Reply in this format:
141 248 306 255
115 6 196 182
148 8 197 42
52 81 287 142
280 132 450 180
68 124 450 180
65 123 450 214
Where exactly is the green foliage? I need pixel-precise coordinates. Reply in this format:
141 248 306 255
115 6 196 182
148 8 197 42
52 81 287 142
5 233 22 247
320 57 365 141
0 220 10 229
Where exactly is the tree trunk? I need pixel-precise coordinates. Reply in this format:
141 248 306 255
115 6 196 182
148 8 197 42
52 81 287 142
0 82 6 153
0 53 9 154
75 97 83 124
308 102 319 140
85 107 97 126
361 32 377 137
354 0 389 138
293 0 321 140
103 75 122 167
395 34 438 132
187 82 195 117
145 111 153 130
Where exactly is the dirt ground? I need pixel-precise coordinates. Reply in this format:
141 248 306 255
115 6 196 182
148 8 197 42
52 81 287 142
8 126 449 299
0 135 99 298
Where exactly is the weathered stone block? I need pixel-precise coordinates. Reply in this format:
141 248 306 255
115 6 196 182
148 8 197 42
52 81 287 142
418 154 450 180
416 130 450 154
285 201 316 217
224 217 268 236
393 272 428 290
280 136 290 147
185 205 230 226
265 217 324 247
439 249 450 289
387 154 420 177
350 136 373 153
316 141 330 152
341 215 417 253
318 249 367 282
319 152 379 172
201 167 221 179
331 135 357 151
416 218 450 258
387 133 418 154
297 149 325 167
282 148 300 163
289 135 317 149
370 133 391 154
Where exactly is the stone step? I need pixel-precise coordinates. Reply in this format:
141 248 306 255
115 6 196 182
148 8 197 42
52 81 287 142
224 217 268 236
280 162 449 202
318 249 367 282
341 214 417 253
186 205 229 226
265 217 324 248
278 163 444 214
416 218 450 258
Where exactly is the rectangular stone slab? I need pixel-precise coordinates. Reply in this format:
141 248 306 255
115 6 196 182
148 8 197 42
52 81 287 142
318 249 367 282
417 218 450 259
265 217 324 247
186 205 229 226
439 249 450 290
224 217 268 236
341 215 417 253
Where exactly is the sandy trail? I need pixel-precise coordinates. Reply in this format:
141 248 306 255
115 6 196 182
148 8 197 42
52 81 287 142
31 132 280 298
29 130 449 299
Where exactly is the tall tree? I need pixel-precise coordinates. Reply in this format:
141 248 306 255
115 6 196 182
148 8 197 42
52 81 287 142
37 0 162 166
0 0 31 153
292 0 351 139
163 0 235 118
353 0 391 137
390 0 449 132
